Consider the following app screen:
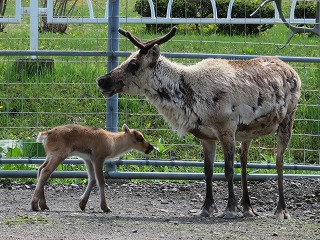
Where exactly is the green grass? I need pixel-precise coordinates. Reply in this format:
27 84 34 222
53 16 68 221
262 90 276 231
0 1 319 183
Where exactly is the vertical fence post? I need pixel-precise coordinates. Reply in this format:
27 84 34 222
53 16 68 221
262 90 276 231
105 0 120 176
106 0 120 133
29 0 39 59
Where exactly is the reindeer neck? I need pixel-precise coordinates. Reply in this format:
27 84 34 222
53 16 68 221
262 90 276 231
144 56 195 136
107 132 132 158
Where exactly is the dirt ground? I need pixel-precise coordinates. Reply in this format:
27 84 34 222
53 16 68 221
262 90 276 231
0 178 319 240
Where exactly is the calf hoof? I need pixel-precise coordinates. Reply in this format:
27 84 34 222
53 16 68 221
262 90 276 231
31 200 39 211
79 200 87 211
101 205 112 213
39 201 49 211
40 205 49 211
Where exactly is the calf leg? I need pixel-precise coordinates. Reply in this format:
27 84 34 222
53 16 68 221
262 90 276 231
199 139 218 217
93 159 111 213
31 155 65 211
79 160 96 211
239 139 258 217
275 112 295 219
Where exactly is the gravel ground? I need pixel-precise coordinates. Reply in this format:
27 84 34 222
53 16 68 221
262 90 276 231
0 178 319 240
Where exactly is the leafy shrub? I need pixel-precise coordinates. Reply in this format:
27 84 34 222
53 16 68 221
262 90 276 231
215 0 274 35
0 0 7 32
39 0 78 33
293 1 318 37
134 0 213 33
294 0 317 19
134 0 274 35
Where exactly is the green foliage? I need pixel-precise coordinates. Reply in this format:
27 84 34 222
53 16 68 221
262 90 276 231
294 0 317 37
134 0 274 35
215 0 274 35
294 0 317 19
155 137 171 159
134 0 213 33
5 147 23 158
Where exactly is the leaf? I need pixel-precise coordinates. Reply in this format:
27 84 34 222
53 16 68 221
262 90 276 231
6 147 23 157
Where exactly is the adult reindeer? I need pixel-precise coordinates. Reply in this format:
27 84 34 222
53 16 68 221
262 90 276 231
97 27 301 219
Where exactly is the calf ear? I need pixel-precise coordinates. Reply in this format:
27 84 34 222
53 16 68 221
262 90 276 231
147 45 160 68
122 124 131 133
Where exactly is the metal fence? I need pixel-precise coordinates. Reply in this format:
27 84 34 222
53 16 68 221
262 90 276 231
0 0 319 180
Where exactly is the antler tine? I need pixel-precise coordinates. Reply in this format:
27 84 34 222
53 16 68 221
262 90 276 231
139 27 177 54
119 27 177 54
250 0 274 17
145 27 177 47
118 28 146 50
251 0 320 48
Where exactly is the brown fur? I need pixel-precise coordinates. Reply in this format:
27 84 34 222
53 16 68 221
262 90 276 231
31 124 153 212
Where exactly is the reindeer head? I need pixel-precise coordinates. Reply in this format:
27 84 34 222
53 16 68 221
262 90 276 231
122 124 154 154
96 27 177 97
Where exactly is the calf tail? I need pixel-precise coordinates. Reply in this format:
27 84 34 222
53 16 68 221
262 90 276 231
36 131 48 143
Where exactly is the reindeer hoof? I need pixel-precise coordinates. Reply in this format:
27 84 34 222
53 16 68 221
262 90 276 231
219 211 238 219
103 208 112 213
243 210 258 217
31 201 40 211
39 202 49 211
199 209 210 217
31 206 40 211
79 201 86 211
275 211 291 220
101 205 112 213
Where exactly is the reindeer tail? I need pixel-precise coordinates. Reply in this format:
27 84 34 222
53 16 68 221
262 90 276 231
36 131 48 143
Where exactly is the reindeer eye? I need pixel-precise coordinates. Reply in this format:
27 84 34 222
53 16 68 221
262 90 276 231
127 59 140 75
136 136 143 142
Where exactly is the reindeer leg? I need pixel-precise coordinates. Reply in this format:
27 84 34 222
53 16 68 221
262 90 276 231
199 139 218 217
31 155 64 211
239 139 259 217
79 160 96 211
31 159 49 211
93 159 111 213
218 130 238 219
275 113 294 219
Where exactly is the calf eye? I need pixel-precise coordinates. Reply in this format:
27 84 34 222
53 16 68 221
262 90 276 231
127 59 140 75
136 136 143 142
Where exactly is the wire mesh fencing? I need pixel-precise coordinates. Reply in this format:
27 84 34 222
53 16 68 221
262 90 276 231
0 0 319 179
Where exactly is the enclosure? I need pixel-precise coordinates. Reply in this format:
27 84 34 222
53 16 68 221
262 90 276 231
0 0 319 181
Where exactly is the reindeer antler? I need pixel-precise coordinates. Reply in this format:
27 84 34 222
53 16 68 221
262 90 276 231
251 0 320 48
119 27 177 54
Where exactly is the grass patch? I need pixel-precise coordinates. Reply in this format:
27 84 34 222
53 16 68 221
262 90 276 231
4 216 49 225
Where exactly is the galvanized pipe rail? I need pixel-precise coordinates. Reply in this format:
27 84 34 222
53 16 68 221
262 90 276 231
1 51 320 63
0 158 319 180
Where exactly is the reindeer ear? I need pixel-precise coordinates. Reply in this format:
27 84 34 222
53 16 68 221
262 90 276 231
147 44 160 67
122 124 131 133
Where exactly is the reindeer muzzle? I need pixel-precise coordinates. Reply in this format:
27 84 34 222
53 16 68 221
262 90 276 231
96 74 124 97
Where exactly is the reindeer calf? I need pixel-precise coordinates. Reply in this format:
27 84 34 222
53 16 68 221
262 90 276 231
31 124 154 212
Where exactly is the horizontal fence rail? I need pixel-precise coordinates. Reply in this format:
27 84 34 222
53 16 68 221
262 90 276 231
0 50 320 63
0 158 319 180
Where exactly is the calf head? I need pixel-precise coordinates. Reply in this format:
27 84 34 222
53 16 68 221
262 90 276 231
122 124 154 154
